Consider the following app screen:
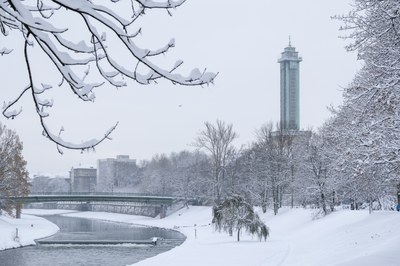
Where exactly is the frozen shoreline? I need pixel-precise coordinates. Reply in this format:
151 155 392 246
0 211 62 251
3 207 400 266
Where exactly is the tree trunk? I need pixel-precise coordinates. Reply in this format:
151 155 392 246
368 195 373 214
351 199 355 210
262 201 267 213
291 165 294 208
237 228 241 242
321 191 327 215
215 181 221 205
279 185 284 208
262 187 268 213
16 202 22 219
330 190 336 212
273 186 279 215
397 183 400 205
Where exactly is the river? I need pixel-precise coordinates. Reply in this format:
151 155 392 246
0 215 185 266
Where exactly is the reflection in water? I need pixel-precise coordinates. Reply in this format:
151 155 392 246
44 215 182 242
0 215 185 266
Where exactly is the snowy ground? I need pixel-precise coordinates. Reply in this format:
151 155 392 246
3 207 400 265
0 210 63 250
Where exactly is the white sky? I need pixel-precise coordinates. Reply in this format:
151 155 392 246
0 0 360 174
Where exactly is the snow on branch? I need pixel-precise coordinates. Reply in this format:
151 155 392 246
42 121 119 154
1 0 216 151
0 1 66 33
0 47 13 55
134 0 187 9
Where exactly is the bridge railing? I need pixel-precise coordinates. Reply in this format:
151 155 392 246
29 192 173 198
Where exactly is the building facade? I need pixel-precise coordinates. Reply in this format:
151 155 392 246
97 155 138 192
69 167 97 192
278 40 302 131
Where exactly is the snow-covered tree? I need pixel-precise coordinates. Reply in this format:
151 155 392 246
300 132 335 215
332 0 400 208
137 150 212 201
194 120 238 204
234 123 309 214
31 175 69 193
338 1 400 169
169 150 212 204
140 153 174 195
244 129 274 212
1 0 216 151
323 106 397 212
255 123 294 215
234 147 267 210
212 194 269 242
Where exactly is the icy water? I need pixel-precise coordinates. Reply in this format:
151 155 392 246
0 215 185 266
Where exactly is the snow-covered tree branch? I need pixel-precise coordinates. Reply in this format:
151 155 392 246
0 0 216 152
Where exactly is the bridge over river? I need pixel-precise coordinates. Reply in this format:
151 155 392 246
2 193 176 218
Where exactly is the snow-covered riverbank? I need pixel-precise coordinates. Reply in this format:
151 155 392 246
4 207 400 265
0 211 61 250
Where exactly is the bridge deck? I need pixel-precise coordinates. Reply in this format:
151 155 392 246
2 194 174 205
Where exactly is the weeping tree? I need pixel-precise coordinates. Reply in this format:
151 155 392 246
212 194 269 242
0 0 216 152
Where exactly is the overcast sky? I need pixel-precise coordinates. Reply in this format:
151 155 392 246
0 0 360 175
